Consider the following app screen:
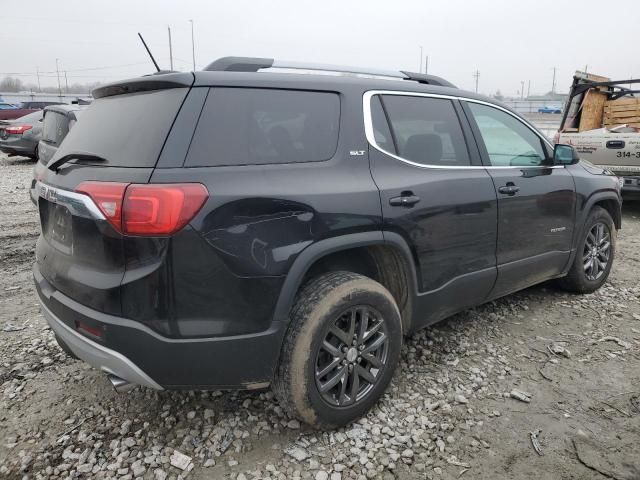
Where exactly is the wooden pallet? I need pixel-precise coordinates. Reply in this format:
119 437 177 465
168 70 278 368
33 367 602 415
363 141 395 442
603 98 640 126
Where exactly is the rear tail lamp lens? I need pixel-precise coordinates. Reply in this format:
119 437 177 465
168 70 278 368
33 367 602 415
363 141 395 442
75 182 208 236
6 125 33 134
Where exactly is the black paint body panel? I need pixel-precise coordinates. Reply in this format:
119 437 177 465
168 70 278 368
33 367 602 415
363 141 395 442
32 71 622 388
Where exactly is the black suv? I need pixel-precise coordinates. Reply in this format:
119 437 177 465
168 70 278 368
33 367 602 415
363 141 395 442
32 57 622 427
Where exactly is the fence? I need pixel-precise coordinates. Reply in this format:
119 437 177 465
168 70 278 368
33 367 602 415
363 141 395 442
501 99 565 113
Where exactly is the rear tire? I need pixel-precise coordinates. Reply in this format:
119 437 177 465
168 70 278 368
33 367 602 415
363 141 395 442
274 271 402 428
557 206 615 294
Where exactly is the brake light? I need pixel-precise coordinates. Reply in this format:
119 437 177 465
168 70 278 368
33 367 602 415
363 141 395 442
6 125 32 134
75 182 208 236
123 184 208 235
75 182 128 232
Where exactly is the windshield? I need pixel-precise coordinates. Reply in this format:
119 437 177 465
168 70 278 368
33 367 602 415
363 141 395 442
0 103 17 110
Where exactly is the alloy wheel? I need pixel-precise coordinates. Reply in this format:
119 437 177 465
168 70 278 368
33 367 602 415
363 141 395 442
314 306 389 407
583 222 611 281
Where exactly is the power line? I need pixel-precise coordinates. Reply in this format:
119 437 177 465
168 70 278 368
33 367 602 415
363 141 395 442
0 61 150 76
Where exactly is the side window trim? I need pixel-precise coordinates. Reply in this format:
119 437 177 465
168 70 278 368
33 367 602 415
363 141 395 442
363 90 559 170
368 93 472 168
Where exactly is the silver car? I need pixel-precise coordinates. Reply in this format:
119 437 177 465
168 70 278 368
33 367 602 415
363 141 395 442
0 110 43 159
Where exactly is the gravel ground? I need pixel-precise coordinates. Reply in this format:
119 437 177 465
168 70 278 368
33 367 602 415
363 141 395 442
1 152 639 480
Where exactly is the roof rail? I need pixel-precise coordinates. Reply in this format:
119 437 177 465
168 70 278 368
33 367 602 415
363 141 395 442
203 56 455 87
401 71 456 88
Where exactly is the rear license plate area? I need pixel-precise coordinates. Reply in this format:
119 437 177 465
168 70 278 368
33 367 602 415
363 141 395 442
48 204 73 253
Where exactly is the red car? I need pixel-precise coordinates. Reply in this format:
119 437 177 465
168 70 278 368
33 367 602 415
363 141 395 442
0 101 64 121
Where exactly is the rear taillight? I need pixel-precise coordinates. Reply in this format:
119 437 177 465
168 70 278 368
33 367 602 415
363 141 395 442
5 125 32 135
75 182 128 232
75 182 208 236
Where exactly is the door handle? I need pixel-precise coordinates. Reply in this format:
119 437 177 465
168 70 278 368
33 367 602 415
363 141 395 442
498 183 520 196
606 140 625 149
389 192 421 207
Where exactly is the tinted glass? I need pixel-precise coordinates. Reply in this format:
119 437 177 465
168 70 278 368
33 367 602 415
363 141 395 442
467 102 547 166
53 88 188 167
370 96 395 154
379 95 470 166
186 88 340 167
42 112 68 146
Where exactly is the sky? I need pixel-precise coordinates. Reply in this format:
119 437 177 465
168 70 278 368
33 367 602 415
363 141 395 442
1 0 637 96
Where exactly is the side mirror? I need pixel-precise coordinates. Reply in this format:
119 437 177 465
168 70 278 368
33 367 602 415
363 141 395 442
553 144 580 165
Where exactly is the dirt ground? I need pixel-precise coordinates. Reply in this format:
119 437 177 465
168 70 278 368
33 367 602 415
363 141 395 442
1 152 639 480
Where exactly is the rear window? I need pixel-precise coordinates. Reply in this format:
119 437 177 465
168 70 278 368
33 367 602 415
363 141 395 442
52 88 188 167
185 88 340 167
42 111 69 146
16 111 43 123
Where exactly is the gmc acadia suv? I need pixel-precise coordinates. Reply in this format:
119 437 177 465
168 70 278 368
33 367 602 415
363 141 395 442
31 57 622 427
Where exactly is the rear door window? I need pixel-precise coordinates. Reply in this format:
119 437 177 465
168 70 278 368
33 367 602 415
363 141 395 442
374 95 471 167
185 88 340 167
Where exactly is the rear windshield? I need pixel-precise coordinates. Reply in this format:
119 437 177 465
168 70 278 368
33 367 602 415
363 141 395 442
52 88 188 167
185 88 340 167
16 111 43 123
42 111 69 146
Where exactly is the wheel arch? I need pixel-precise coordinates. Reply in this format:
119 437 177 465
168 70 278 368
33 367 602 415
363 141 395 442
272 231 418 331
581 191 621 231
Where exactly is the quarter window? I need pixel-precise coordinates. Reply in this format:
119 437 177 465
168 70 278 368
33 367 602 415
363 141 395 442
467 102 548 167
185 88 340 167
372 95 470 167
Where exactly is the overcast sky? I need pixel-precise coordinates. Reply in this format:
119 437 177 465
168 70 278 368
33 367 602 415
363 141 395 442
2 0 637 96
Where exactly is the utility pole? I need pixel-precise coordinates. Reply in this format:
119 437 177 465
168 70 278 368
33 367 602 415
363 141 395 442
552 66 557 93
64 71 69 93
527 80 531 98
168 26 174 70
55 58 61 96
425 55 429 74
473 70 480 93
520 81 525 99
36 66 41 92
190 20 196 71
419 46 423 73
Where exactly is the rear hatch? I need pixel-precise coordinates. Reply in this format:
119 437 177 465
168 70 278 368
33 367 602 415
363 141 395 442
35 73 194 317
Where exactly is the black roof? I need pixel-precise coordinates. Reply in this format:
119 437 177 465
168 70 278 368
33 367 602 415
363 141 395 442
91 57 512 114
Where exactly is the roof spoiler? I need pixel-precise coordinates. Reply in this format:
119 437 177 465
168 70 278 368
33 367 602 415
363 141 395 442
92 71 195 99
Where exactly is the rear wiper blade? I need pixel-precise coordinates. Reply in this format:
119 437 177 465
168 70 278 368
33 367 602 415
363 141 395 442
47 153 107 172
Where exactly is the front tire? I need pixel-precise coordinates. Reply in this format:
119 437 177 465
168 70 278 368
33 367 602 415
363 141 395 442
274 271 402 428
557 206 616 293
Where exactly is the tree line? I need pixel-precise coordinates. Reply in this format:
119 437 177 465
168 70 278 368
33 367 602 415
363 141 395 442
0 76 101 95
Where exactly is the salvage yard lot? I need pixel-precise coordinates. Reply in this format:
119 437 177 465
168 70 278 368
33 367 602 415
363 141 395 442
0 152 639 480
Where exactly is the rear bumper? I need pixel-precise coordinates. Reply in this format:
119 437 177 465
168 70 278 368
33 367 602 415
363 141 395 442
620 176 640 195
34 264 286 389
0 138 37 156
40 297 163 390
